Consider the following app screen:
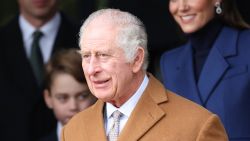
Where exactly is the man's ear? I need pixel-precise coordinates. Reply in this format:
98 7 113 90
132 47 144 73
44 89 53 109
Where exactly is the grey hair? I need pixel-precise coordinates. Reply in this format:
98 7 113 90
79 8 148 70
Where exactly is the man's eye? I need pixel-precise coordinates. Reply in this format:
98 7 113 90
97 53 109 58
82 54 90 58
170 0 177 2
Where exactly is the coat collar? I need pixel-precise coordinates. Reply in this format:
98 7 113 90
177 26 239 105
176 42 203 104
82 100 107 141
83 74 168 141
119 74 167 141
198 26 238 104
178 26 238 68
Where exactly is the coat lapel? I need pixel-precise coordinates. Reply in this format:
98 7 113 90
83 100 107 141
118 75 167 141
198 27 238 104
176 42 203 104
4 18 39 98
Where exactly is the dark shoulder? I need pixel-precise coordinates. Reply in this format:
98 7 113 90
162 46 185 57
59 12 80 33
0 16 19 35
37 128 58 141
161 45 185 62
160 45 186 70
231 28 250 52
223 26 250 41
238 28 250 39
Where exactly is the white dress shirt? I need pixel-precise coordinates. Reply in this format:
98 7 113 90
105 75 149 135
19 12 61 63
57 122 63 141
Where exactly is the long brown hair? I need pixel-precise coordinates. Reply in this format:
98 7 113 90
218 0 250 29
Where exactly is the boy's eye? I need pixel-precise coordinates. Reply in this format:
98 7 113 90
77 94 87 100
77 91 91 100
56 95 69 103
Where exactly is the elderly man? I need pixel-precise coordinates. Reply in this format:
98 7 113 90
61 9 228 141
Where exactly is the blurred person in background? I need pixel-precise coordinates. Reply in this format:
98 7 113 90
0 0 79 140
160 0 250 140
38 49 96 141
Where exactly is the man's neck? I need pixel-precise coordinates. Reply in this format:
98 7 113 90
20 12 57 28
111 71 146 108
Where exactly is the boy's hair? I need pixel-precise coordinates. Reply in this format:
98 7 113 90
45 48 85 91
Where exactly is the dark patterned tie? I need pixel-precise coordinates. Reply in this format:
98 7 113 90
30 30 44 86
108 110 122 141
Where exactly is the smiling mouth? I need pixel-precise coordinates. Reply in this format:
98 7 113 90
93 79 110 88
180 15 195 23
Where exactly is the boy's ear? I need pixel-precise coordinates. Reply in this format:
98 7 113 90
44 89 53 109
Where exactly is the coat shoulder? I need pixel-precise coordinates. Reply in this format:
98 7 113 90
238 28 250 42
160 45 185 70
161 46 184 61
160 90 228 140
166 90 213 119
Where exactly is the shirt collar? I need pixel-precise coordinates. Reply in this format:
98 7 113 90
19 15 35 43
40 12 61 37
106 74 149 119
19 12 61 40
57 121 63 140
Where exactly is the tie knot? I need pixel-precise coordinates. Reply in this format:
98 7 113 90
112 110 122 121
33 30 43 40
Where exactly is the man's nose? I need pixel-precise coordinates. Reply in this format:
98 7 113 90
86 56 101 75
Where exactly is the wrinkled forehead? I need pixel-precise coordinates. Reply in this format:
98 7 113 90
80 20 119 48
85 16 118 35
